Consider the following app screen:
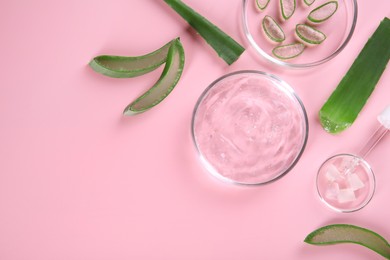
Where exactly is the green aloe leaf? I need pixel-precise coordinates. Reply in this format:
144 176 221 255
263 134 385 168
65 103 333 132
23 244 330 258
89 38 177 78
319 17 390 134
308 1 338 23
305 224 390 259
163 0 245 65
123 38 185 115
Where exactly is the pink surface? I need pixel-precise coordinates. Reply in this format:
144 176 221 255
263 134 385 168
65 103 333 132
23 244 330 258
0 0 389 259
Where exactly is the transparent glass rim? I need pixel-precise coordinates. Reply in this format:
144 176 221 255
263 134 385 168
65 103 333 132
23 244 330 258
241 0 358 68
316 153 376 213
191 70 309 186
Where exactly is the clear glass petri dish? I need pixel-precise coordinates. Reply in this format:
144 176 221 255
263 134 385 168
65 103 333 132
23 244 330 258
191 71 308 185
242 0 358 68
316 153 376 213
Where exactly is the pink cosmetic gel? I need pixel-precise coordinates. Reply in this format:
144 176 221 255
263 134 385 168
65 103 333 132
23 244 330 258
192 71 308 185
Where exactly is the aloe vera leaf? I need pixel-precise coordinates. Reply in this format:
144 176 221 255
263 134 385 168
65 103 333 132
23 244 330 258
272 43 305 59
304 224 390 259
308 1 338 23
256 0 271 10
89 38 176 78
280 0 296 20
263 15 285 43
123 39 185 115
303 0 315 6
296 24 326 45
319 17 390 134
163 0 245 65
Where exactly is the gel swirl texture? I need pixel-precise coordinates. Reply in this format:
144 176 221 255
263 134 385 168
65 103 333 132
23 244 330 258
193 72 307 184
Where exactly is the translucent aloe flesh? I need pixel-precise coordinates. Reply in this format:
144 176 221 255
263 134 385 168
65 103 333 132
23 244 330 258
123 39 185 115
256 0 271 10
163 0 245 65
320 17 390 134
280 0 296 20
263 15 285 42
272 43 305 59
304 0 315 6
308 1 338 23
296 24 326 44
305 224 390 259
89 39 176 78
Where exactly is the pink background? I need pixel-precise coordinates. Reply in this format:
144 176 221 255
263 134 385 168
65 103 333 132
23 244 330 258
0 0 389 259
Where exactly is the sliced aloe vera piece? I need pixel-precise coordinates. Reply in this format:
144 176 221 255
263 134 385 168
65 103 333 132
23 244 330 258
303 0 315 6
272 43 305 59
280 0 296 20
89 39 176 78
256 0 271 10
163 0 245 65
320 17 390 134
308 1 338 23
296 24 326 44
263 15 285 43
305 224 390 259
123 39 185 115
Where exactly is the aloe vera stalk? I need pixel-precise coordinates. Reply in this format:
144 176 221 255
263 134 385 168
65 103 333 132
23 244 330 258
320 17 390 134
123 39 185 115
305 224 390 259
163 0 245 65
89 39 176 78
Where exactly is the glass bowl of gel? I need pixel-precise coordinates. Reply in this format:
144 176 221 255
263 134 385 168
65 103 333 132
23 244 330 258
191 71 308 185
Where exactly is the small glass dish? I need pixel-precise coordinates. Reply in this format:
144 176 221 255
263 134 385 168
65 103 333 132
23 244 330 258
316 154 376 213
241 0 358 68
191 71 308 185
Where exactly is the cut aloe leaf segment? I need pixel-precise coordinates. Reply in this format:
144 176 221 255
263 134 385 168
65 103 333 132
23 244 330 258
296 24 326 45
263 15 285 43
163 0 245 65
303 0 316 6
89 39 176 78
308 1 338 23
272 43 305 59
305 224 390 259
256 0 271 10
320 17 390 134
123 39 185 116
280 0 296 20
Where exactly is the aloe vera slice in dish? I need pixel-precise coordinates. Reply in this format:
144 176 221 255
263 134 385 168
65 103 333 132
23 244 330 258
256 0 271 10
303 0 315 6
272 43 305 59
163 0 245 65
263 15 285 43
305 224 390 259
296 24 326 44
89 38 176 78
123 39 185 116
308 1 338 23
319 17 390 134
280 0 296 20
